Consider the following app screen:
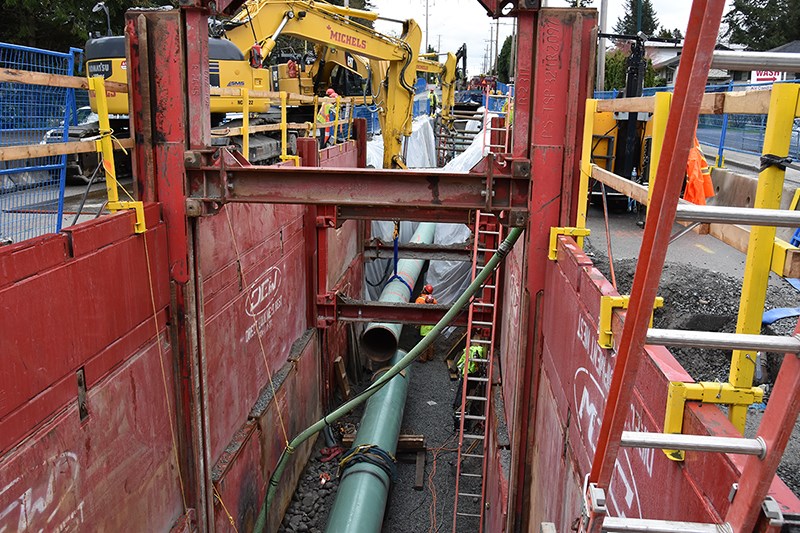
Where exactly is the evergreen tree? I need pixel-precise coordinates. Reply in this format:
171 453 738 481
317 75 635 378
612 0 659 36
723 0 800 50
496 35 513 83
655 27 683 40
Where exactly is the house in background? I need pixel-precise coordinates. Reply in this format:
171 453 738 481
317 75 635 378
648 39 800 87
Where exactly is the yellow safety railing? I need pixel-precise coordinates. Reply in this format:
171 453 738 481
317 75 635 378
209 87 356 167
89 76 145 233
576 84 800 441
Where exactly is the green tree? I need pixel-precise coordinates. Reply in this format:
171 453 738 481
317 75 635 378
604 47 663 91
655 27 683 40
723 0 800 51
496 35 512 83
612 0 659 36
0 0 156 52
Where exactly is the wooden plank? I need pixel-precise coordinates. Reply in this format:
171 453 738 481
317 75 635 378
210 86 366 105
0 67 128 93
333 356 351 401
596 96 655 114
595 89 771 116
0 137 133 162
414 450 426 491
591 166 650 205
341 433 426 450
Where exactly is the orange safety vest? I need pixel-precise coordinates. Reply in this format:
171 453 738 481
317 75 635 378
683 136 715 205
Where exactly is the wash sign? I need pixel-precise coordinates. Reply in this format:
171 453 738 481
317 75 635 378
751 70 786 83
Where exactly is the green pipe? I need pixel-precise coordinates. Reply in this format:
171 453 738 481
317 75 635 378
253 226 523 533
325 350 410 532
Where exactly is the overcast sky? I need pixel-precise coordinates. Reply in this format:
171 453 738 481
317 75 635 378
369 0 734 76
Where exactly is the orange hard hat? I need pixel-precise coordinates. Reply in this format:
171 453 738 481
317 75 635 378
424 284 434 294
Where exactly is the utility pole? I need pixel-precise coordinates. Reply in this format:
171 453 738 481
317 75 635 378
494 19 499 75
636 0 642 33
596 0 608 91
425 0 430 52
437 34 441 54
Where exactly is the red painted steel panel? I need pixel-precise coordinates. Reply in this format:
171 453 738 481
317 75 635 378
484 397 510 533
325 221 359 288
0 234 69 289
0 337 184 532
199 210 308 461
1 220 170 453
499 240 524 437
212 332 321 532
526 237 800 529
318 141 358 167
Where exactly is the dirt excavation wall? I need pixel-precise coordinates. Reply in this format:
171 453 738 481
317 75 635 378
527 236 800 529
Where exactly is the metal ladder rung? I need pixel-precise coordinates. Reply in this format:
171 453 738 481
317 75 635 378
471 357 489 363
461 473 482 478
483 284 496 289
456 512 482 518
479 230 501 235
620 431 766 457
458 492 482 498
675 204 800 227
471 302 494 307
467 376 489 382
470 339 491 344
462 453 484 458
464 414 486 421
472 320 493 326
646 328 800 353
462 432 485 439
602 517 732 533
487 144 505 148
477 247 497 253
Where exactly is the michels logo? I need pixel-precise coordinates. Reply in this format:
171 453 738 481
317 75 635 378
327 25 367 50
246 266 282 317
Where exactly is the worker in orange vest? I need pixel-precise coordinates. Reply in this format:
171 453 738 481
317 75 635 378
416 284 437 362
683 135 715 205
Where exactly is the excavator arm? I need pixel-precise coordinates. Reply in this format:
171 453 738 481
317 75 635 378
224 0 422 167
416 52 457 125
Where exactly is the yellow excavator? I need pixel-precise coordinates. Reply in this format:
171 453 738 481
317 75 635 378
86 0 421 168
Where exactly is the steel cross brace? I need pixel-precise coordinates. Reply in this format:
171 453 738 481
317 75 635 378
184 147 531 226
316 295 494 328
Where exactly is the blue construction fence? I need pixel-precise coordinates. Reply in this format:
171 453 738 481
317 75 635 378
0 42 83 244
594 81 800 162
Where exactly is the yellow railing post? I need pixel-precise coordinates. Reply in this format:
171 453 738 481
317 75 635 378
242 88 250 161
727 82 800 432
280 91 288 159
347 100 354 141
647 91 672 207
576 98 597 248
332 95 342 144
89 76 145 233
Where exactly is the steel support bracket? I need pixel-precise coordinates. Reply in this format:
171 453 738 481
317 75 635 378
579 479 607 533
762 496 785 527
108 200 147 233
662 381 764 461
316 205 338 228
316 291 337 328
597 295 663 349
549 227 591 260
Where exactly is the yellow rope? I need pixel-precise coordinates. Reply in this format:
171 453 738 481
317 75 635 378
213 484 240 533
224 207 291 446
142 229 188 515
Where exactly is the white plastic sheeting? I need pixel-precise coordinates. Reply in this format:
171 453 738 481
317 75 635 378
365 115 438 169
364 220 420 301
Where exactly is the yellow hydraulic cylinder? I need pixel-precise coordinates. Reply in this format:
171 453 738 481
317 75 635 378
242 88 250 162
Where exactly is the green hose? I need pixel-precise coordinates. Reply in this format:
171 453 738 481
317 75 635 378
253 226 523 533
